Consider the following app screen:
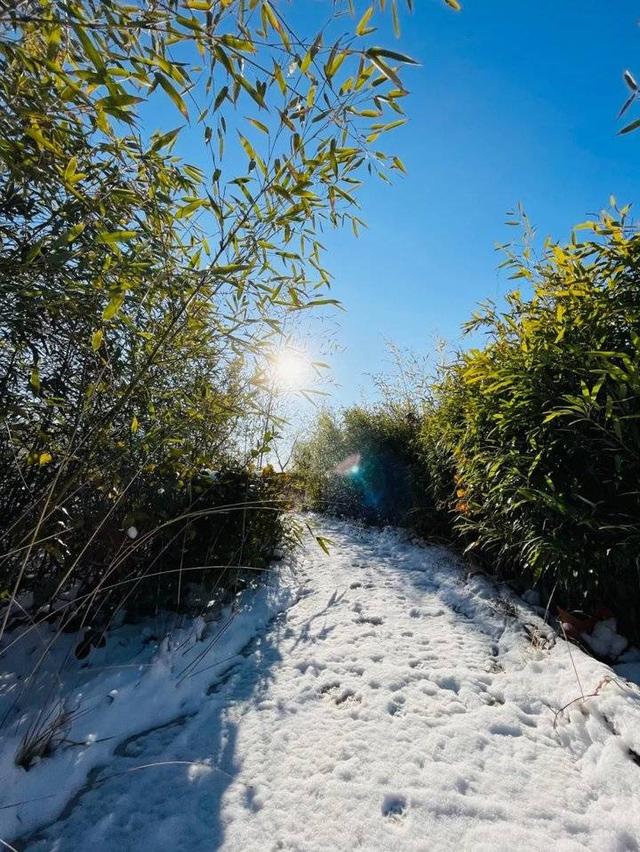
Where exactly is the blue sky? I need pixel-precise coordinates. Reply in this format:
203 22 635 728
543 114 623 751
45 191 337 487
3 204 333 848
293 0 640 405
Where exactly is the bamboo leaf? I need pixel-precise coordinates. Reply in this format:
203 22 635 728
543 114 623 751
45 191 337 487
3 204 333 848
150 127 182 152
619 117 640 135
97 230 138 244
366 46 418 66
155 73 189 118
103 294 124 321
356 6 375 36
248 118 269 134
366 52 404 89
72 24 105 72
91 329 104 351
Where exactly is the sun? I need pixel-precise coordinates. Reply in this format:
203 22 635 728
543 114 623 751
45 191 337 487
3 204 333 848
271 348 310 391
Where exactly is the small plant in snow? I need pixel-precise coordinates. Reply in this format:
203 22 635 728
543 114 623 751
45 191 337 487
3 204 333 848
15 701 73 770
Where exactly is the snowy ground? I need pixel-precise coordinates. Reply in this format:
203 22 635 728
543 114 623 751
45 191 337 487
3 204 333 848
3 516 640 851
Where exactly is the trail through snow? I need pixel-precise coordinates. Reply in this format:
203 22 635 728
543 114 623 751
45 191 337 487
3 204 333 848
8 517 640 851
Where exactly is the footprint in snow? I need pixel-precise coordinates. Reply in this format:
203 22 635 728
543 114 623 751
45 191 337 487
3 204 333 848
356 614 384 626
382 794 407 821
335 688 361 707
434 674 460 694
387 695 406 717
244 785 264 812
488 722 522 737
319 682 361 707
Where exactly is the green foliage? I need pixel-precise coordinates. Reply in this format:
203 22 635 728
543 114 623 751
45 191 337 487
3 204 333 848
294 406 442 535
298 210 640 638
26 467 294 643
619 69 640 134
423 209 640 630
0 0 424 636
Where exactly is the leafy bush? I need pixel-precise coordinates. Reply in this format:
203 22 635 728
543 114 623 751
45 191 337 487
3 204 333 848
423 209 640 633
294 406 443 536
298 211 640 639
0 0 420 644
5 467 294 641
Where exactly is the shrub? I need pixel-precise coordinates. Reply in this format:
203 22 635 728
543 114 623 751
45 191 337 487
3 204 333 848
423 209 640 634
297 210 640 639
0 0 419 645
294 406 444 536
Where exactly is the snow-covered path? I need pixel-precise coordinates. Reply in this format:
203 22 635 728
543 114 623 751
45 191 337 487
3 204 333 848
20 518 640 851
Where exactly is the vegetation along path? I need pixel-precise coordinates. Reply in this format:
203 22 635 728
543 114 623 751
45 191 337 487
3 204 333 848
23 518 640 851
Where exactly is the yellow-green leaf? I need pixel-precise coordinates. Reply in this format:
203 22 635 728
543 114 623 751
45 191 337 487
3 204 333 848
64 156 78 183
325 50 347 79
156 74 188 118
273 62 286 94
248 118 269 134
315 535 333 555
367 53 403 89
356 6 374 36
220 35 256 52
66 222 86 243
97 230 137 244
300 50 313 74
263 1 280 32
103 294 124 321
72 24 105 72
91 329 104 351
150 127 182 152
306 85 316 108
176 199 207 219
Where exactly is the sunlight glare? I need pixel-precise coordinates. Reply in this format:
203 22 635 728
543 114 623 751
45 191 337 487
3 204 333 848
271 348 310 391
335 453 361 476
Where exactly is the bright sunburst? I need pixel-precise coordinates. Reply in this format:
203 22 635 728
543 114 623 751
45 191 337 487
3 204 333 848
270 348 310 391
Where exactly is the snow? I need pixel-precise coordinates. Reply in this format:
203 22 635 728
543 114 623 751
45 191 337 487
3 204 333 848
582 618 629 660
0 574 295 844
2 516 640 850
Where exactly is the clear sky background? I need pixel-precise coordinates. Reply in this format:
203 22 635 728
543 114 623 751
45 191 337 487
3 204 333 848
289 0 640 407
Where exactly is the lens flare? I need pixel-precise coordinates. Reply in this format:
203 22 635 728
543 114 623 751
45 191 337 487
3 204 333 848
335 453 361 476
